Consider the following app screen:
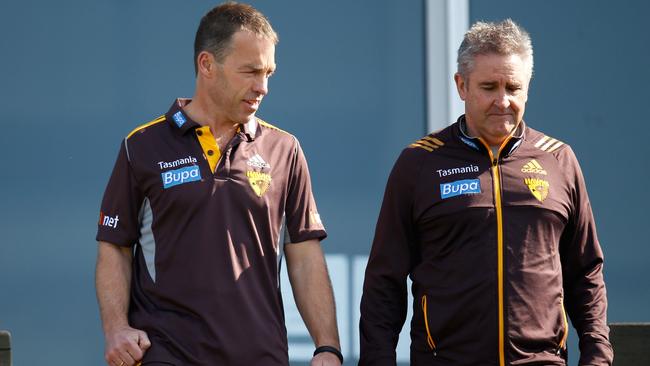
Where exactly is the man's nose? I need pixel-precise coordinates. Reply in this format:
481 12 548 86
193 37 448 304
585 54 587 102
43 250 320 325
494 90 510 110
252 75 269 96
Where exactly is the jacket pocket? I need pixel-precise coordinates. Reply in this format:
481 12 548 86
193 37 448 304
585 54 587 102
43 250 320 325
556 296 569 354
421 295 438 355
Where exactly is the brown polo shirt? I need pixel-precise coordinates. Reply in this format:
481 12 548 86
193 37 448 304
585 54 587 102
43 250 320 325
97 98 326 365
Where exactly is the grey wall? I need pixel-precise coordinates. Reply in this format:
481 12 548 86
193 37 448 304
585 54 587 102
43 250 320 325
0 1 425 365
470 0 650 364
1 0 646 365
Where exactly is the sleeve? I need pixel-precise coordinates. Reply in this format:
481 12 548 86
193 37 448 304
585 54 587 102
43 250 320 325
95 140 145 247
359 149 421 366
558 146 613 365
283 138 327 244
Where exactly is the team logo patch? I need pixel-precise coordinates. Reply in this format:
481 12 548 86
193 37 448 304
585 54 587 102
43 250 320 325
247 171 272 197
524 178 549 202
162 165 201 189
521 159 547 175
172 111 186 127
440 179 481 199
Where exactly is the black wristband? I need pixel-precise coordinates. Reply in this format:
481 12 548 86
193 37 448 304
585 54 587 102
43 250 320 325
313 345 344 364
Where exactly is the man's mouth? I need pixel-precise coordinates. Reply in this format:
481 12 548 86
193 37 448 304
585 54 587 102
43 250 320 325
244 99 261 107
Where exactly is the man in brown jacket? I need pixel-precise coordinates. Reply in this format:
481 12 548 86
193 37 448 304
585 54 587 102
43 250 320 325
359 19 613 365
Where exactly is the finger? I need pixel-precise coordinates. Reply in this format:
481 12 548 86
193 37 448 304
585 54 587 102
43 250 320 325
123 339 144 362
105 349 125 366
117 348 136 366
123 331 144 362
137 331 152 351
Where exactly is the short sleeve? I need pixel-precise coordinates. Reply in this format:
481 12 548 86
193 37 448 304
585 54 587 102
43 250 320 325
95 140 145 247
283 139 327 244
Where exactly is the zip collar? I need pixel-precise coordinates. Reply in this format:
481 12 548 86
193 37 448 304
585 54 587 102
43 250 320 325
455 115 526 159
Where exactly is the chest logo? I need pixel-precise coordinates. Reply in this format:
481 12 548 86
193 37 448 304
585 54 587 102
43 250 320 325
162 165 201 189
437 164 479 177
524 178 549 202
521 159 547 175
247 171 272 197
247 153 271 169
440 179 481 199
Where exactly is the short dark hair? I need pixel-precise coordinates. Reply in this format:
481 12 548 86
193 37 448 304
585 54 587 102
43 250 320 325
193 2 278 74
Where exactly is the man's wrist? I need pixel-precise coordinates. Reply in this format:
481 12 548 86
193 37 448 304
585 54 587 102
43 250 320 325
313 345 343 364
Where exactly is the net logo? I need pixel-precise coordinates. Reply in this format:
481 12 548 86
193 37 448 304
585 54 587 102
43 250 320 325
440 179 481 199
98 212 120 229
162 165 201 189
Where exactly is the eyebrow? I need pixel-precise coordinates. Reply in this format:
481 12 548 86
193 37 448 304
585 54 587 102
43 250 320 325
241 63 276 71
478 80 522 87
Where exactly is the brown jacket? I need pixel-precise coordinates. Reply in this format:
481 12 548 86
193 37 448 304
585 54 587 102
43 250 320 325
359 117 612 365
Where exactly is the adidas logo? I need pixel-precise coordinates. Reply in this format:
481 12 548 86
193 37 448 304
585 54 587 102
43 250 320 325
521 159 547 175
247 153 270 169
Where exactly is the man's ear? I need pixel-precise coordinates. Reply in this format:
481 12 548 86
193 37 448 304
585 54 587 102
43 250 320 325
197 51 216 78
454 73 467 101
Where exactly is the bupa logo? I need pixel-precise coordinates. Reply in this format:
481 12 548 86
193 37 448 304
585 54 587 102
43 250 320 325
162 165 201 189
99 212 120 229
440 179 481 199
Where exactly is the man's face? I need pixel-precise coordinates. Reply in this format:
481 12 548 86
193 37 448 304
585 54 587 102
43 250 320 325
454 53 531 147
206 30 276 124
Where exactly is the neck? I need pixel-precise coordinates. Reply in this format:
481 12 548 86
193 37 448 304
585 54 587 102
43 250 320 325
461 118 520 148
183 93 239 135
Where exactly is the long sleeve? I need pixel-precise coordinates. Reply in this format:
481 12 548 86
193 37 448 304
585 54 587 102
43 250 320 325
558 147 613 365
359 149 422 365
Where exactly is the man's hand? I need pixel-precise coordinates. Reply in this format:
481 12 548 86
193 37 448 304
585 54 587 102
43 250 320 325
104 325 151 366
310 351 342 366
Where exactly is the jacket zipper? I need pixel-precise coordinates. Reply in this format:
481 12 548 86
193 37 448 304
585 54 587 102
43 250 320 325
492 155 505 366
421 295 437 356
478 140 508 366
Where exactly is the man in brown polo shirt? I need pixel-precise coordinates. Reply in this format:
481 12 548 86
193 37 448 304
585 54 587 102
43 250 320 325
359 20 612 365
95 3 342 366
